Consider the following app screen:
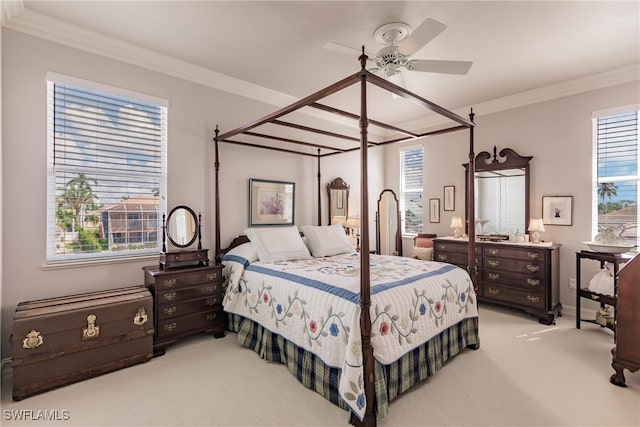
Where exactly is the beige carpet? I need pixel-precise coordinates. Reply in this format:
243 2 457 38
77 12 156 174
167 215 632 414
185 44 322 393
1 304 638 426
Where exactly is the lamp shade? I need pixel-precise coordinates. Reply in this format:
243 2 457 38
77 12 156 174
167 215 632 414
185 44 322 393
528 219 545 232
331 215 347 226
346 217 360 229
450 217 464 229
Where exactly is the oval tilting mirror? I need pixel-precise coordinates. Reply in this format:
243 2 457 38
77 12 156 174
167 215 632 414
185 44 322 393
376 189 402 256
166 205 198 248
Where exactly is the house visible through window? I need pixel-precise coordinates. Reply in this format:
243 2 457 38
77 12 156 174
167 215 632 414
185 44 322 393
593 108 639 247
400 147 424 235
47 75 167 263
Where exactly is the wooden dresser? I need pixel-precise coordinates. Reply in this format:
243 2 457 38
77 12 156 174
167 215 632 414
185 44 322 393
143 264 224 356
610 253 640 387
433 238 561 324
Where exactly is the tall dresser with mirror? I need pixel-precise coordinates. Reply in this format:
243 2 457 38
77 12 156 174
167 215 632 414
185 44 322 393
143 205 224 356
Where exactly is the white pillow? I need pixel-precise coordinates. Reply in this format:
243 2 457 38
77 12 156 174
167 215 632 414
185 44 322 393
244 226 311 262
413 246 434 261
300 224 356 257
223 242 259 264
221 242 258 288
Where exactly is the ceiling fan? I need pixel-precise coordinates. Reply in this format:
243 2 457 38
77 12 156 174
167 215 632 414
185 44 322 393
323 18 472 89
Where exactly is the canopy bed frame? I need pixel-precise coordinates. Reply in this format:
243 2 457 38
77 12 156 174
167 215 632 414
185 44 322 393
213 51 477 426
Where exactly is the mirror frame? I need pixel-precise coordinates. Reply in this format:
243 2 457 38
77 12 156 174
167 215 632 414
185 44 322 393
376 189 403 256
327 177 350 225
464 147 533 236
165 205 199 249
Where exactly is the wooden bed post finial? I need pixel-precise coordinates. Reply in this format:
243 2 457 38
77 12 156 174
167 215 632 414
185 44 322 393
359 46 368 70
214 125 221 264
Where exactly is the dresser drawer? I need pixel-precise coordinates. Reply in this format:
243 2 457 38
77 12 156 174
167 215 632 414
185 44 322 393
483 269 547 291
483 257 545 276
434 251 471 266
483 284 545 310
482 245 546 262
157 283 222 305
157 310 221 338
158 296 221 320
154 269 221 291
434 241 480 255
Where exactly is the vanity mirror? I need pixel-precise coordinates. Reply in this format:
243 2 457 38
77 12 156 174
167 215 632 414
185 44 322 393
465 147 532 238
161 205 208 269
376 189 403 256
327 177 349 225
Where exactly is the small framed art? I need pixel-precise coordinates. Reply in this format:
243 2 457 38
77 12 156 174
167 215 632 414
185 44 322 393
249 178 295 226
542 196 572 226
429 198 440 223
444 185 455 211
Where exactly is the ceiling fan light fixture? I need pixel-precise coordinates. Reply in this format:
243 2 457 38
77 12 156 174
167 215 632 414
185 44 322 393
386 70 406 100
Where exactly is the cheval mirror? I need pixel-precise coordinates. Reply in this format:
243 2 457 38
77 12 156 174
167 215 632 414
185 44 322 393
464 147 532 239
161 205 208 269
376 189 403 256
327 177 349 225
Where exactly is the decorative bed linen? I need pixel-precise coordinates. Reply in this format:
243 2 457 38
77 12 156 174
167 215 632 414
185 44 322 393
222 250 478 420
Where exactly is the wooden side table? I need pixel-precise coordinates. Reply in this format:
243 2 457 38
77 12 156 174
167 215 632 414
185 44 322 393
575 250 624 331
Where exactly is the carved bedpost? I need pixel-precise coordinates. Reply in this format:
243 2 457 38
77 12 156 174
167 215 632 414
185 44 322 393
214 126 221 264
317 148 321 225
467 108 476 289
353 47 376 427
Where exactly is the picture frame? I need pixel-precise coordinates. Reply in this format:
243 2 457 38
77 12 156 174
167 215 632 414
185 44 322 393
542 196 572 226
249 178 295 226
443 185 455 211
429 198 440 223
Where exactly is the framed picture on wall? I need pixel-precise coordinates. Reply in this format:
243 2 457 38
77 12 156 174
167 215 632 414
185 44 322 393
444 185 455 211
249 178 295 226
542 196 572 226
429 198 440 223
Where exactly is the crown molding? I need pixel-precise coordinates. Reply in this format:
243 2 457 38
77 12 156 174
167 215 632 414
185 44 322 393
5 7 638 138
1 0 23 26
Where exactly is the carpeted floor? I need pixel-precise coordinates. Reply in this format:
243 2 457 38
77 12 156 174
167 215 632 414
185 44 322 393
2 304 638 426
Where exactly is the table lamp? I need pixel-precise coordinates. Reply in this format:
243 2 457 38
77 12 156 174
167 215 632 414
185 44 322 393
450 216 464 238
528 218 545 243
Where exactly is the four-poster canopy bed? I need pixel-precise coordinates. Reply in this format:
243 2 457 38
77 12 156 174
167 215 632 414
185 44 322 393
213 52 478 426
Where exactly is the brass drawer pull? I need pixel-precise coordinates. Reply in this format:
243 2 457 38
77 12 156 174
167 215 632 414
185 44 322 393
488 288 500 295
440 244 447 250
488 273 500 281
163 292 177 302
488 248 499 255
527 278 541 287
527 252 539 259
527 295 540 303
206 273 217 281
164 323 177 332
22 330 44 349
162 278 177 288
591 294 600 301
163 306 177 316
206 298 218 306
437 254 448 261
526 264 540 272
205 285 217 293
488 260 499 267
206 313 217 321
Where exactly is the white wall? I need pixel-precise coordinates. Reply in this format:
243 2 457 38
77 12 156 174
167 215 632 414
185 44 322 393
385 81 640 316
1 30 376 359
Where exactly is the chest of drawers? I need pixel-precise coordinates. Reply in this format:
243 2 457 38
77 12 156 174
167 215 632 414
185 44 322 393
433 238 561 324
143 264 224 356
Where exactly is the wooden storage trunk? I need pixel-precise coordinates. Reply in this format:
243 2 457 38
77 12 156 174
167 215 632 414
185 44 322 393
11 286 154 400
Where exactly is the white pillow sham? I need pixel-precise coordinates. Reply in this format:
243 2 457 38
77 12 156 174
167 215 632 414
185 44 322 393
244 226 311 262
300 224 355 257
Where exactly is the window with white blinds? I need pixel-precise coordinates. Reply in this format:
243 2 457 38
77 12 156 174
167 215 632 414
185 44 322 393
400 147 423 235
593 108 639 247
46 77 167 263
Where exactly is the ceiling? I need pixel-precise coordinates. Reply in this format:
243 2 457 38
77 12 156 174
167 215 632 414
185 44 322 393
4 1 640 130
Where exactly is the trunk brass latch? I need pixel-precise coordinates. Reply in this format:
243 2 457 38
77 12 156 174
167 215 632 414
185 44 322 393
82 314 100 339
22 330 43 349
133 307 148 326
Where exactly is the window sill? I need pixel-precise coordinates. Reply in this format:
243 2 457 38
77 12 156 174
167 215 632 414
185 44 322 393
42 253 160 270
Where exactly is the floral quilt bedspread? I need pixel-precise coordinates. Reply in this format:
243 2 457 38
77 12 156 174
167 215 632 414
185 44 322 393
222 252 477 421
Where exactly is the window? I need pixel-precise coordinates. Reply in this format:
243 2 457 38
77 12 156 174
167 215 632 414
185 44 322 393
593 108 639 247
400 147 424 234
47 75 167 263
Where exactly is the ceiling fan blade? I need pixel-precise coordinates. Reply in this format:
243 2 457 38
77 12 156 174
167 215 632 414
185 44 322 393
322 42 376 58
400 18 446 56
405 59 473 75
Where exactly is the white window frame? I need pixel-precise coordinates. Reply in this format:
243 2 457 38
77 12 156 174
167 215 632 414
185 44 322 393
399 145 424 236
46 73 168 266
591 104 640 247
